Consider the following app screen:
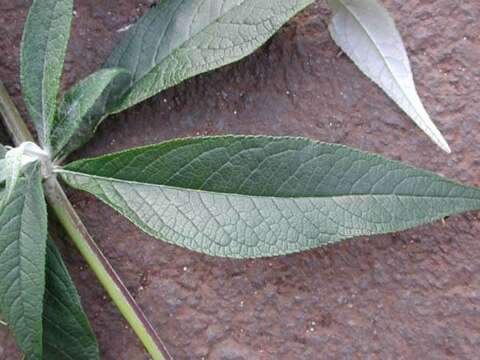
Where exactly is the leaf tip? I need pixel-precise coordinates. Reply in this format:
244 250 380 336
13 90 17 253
431 130 451 154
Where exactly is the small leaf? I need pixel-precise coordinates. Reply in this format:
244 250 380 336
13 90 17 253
61 136 480 259
21 0 73 146
105 0 314 113
1 145 27 209
327 0 450 153
51 68 131 159
0 163 47 359
1 142 49 209
43 237 100 360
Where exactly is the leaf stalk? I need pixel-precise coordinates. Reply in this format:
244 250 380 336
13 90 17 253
0 80 172 360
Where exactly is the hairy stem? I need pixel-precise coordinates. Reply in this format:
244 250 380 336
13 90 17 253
0 82 33 143
0 81 172 360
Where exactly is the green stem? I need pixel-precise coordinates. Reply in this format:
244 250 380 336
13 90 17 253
0 81 172 360
45 179 172 360
0 82 34 143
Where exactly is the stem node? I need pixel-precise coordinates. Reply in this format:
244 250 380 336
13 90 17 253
0 80 172 360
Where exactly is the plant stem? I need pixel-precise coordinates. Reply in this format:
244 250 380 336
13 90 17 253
0 81 172 360
45 179 172 360
0 82 34 144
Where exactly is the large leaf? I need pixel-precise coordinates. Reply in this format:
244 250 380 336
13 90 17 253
60 136 480 259
0 163 47 359
105 0 314 113
43 237 100 360
21 0 73 146
51 68 131 159
327 0 450 153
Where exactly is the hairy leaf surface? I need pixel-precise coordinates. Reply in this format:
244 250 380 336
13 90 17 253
327 0 450 153
0 145 5 183
43 237 99 360
51 68 130 159
105 0 314 113
21 0 73 146
0 163 47 359
61 136 480 258
1 144 28 210
1 143 49 209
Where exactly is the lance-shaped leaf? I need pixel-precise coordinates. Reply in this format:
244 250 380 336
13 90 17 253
60 136 480 259
43 237 100 360
0 163 47 359
327 0 450 153
21 0 73 145
51 68 131 159
105 0 314 113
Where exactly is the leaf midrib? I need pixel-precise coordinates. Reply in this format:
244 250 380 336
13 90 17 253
334 0 445 146
132 0 248 85
41 0 66 144
59 170 480 203
2 185 40 353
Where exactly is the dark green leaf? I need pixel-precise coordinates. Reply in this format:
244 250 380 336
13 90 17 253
51 68 131 159
61 136 480 258
21 0 73 145
105 0 314 113
43 237 99 360
0 163 47 359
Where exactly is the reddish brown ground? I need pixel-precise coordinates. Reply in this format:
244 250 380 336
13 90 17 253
1 1 480 359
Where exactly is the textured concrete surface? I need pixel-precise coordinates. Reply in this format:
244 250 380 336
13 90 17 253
1 0 480 359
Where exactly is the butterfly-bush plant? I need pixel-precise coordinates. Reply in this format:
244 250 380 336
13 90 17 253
0 0 477 359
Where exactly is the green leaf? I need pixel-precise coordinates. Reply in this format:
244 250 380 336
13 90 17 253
105 0 314 113
60 136 480 259
51 68 131 159
0 164 5 184
43 237 100 360
21 0 73 146
0 145 5 184
0 163 47 359
327 0 450 153
1 142 49 209
1 144 28 209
